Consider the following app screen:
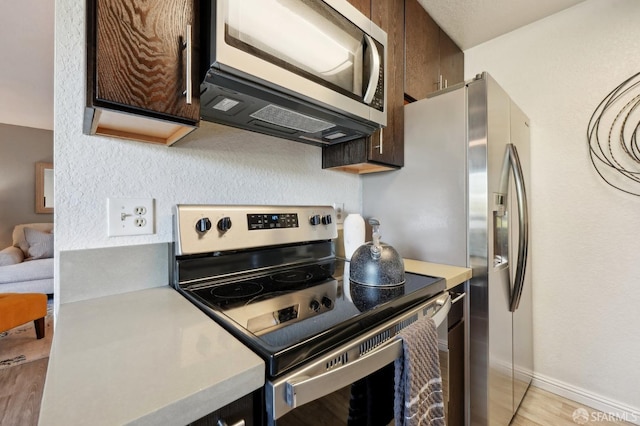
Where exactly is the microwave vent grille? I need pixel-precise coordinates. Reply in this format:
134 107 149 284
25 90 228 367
250 104 336 133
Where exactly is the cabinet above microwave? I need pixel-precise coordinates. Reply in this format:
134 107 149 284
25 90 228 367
198 0 388 146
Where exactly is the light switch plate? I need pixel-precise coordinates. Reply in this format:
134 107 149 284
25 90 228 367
107 198 155 237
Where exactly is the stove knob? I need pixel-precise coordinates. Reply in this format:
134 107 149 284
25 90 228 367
309 300 321 312
309 215 321 226
321 215 332 225
195 218 212 233
217 217 232 232
321 296 333 309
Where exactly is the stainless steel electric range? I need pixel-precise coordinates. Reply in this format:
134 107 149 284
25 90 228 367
173 205 450 425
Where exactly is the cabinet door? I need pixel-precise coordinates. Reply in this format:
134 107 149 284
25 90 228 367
91 0 199 123
346 0 370 17
439 29 464 90
322 0 403 173
404 0 439 101
370 0 404 167
189 390 258 426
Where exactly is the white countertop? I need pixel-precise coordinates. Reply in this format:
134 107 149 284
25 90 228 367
403 259 472 290
38 286 265 426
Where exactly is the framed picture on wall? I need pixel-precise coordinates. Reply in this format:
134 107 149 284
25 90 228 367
36 162 53 214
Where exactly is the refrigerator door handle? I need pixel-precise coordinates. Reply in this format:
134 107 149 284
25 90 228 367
499 143 529 312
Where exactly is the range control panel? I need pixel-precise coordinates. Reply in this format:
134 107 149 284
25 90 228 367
248 213 299 230
175 205 338 255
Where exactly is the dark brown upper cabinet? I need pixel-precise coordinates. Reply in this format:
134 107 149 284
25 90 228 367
84 0 199 145
404 0 463 101
322 0 405 173
346 0 371 16
438 29 464 92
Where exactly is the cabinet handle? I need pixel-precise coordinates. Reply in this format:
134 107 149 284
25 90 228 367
438 75 443 90
444 79 448 89
451 292 466 305
217 420 245 426
183 24 192 105
373 128 383 155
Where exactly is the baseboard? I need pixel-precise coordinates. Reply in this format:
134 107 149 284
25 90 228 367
532 373 640 425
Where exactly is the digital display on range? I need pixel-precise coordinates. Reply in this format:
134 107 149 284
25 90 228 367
247 213 299 230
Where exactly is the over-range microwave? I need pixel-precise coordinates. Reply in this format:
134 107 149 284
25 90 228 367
198 0 387 146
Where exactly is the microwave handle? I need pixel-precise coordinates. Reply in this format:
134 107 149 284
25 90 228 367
362 34 380 105
284 294 451 409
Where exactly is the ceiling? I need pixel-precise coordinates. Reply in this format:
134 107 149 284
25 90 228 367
0 0 586 131
418 0 586 50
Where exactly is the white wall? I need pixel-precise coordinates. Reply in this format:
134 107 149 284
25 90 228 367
0 124 53 247
465 0 640 414
0 0 54 130
54 0 360 297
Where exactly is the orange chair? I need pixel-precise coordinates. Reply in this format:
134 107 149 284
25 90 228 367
0 293 47 339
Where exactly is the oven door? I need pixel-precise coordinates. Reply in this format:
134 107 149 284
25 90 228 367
208 0 386 126
266 292 451 425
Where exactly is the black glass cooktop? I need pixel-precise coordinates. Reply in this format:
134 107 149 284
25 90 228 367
180 259 444 377
191 261 336 310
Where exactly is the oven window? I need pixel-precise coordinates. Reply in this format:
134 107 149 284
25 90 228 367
278 364 395 425
278 385 353 425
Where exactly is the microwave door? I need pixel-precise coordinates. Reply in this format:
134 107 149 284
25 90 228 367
226 0 362 94
214 0 386 126
200 0 387 134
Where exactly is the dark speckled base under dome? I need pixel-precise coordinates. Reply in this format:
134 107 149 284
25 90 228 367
350 282 405 312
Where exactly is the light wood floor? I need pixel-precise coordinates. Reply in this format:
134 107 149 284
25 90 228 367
279 384 634 426
0 358 48 426
0 361 633 426
512 386 633 426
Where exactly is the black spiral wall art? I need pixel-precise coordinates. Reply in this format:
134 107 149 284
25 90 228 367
587 71 640 196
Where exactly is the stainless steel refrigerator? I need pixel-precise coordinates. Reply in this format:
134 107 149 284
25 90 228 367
362 72 533 425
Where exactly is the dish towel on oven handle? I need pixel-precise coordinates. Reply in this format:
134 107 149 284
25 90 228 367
394 315 446 426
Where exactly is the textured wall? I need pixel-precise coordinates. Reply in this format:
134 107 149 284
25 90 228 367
465 0 640 413
0 124 53 247
54 0 360 300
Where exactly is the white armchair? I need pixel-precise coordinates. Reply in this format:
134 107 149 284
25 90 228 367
0 223 54 294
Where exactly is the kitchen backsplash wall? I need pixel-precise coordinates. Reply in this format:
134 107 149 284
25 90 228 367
53 0 361 302
465 0 640 416
54 120 361 250
58 243 170 304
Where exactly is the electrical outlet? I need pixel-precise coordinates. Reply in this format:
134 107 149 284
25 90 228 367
333 203 345 224
108 198 155 237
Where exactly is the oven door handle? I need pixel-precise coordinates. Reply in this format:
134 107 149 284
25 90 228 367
284 294 451 409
